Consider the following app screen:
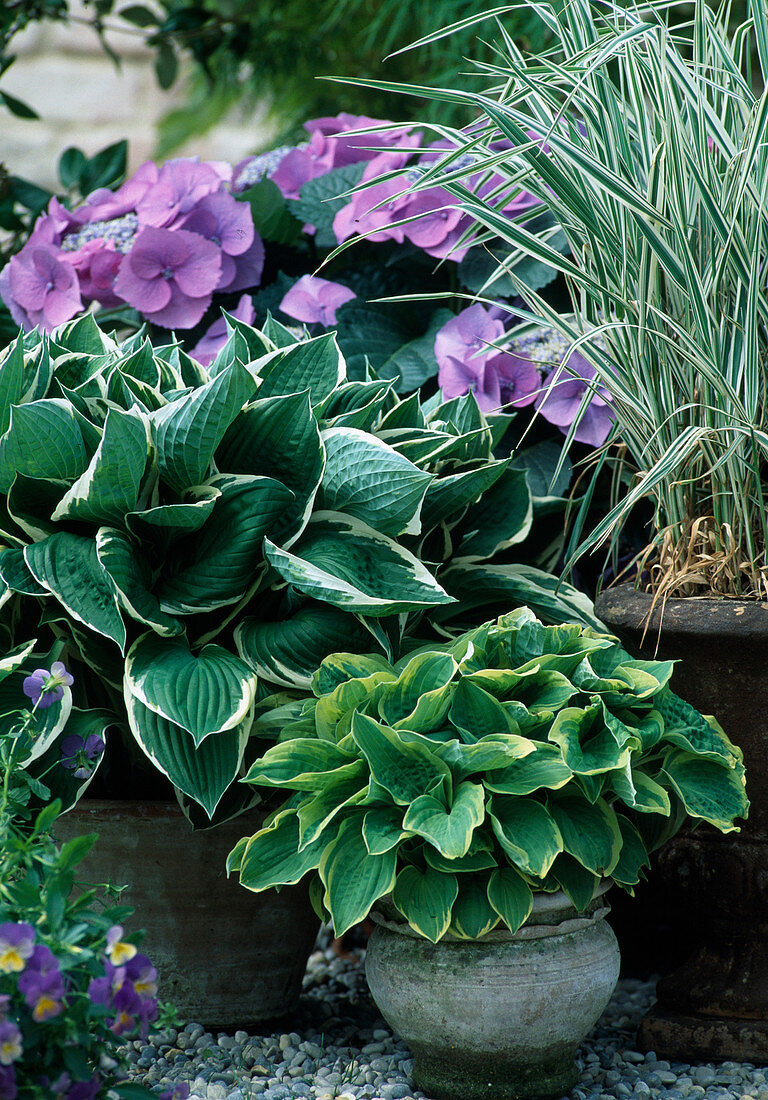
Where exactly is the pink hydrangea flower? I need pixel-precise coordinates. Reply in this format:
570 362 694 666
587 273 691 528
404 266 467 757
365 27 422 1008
136 158 227 228
64 240 123 307
175 190 256 292
279 275 356 327
332 143 421 245
113 226 221 329
2 245 83 330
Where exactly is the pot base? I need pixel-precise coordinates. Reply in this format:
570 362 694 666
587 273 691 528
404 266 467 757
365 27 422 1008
412 1044 578 1100
639 1009 768 1064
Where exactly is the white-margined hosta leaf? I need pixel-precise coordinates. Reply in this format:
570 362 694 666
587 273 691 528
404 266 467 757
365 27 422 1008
0 549 48 598
376 651 457 730
253 331 345 406
124 633 256 746
8 474 68 540
52 408 149 525
319 427 433 537
95 528 184 637
25 532 126 650
156 474 293 613
392 864 458 943
419 460 509 534
125 485 221 540
0 399 90 493
455 468 533 561
265 511 455 617
319 816 398 937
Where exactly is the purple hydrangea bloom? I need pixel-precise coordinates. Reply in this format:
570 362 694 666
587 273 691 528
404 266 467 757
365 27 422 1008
0 923 35 973
189 293 255 366
2 246 83 331
65 240 123 307
332 143 422 245
306 113 416 167
279 275 356 327
113 227 221 330
0 1021 22 1066
22 661 73 709
135 158 227 228
435 304 506 408
487 351 541 408
60 732 105 779
79 160 160 223
0 1067 16 1100
535 355 615 446
216 236 265 295
270 132 332 201
175 190 256 290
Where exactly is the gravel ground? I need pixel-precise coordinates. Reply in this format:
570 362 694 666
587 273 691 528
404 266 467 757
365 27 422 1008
123 932 768 1100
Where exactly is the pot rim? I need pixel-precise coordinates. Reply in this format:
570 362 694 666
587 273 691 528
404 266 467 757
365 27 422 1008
596 583 768 639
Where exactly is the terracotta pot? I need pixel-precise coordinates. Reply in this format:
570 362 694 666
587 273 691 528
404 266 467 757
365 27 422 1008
364 889 619 1100
596 585 768 1061
55 800 320 1029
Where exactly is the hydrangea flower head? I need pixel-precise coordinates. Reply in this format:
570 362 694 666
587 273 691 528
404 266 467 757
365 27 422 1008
0 923 35 973
22 661 73 709
113 227 221 329
280 275 356 327
135 158 226 228
2 246 83 330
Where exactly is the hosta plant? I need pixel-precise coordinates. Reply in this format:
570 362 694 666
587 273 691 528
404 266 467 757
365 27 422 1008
229 608 748 940
0 314 595 825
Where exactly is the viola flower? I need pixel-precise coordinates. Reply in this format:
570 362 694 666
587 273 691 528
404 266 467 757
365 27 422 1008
280 275 356 327
189 293 255 366
108 979 142 1037
125 953 158 999
0 1022 22 1066
1 245 83 331
0 923 35 973
0 1066 16 1100
64 1074 101 1100
18 963 65 1022
22 661 73 709
106 926 137 966
159 1083 190 1100
60 732 105 780
113 227 221 330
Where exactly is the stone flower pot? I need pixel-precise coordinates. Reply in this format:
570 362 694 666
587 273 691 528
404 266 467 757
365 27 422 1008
364 889 619 1100
596 585 768 1062
55 800 319 1029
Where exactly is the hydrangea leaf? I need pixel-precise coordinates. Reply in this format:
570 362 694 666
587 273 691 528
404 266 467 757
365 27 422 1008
392 864 458 943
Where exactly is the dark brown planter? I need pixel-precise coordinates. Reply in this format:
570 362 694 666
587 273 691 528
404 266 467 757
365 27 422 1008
595 585 768 1062
55 800 320 1030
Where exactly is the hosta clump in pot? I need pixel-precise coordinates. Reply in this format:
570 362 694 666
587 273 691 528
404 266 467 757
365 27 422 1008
0 314 592 825
230 609 747 1100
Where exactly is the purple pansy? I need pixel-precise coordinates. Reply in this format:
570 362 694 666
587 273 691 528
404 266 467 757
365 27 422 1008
2 245 83 330
125 953 158 999
279 275 356 327
113 227 221 329
60 733 105 780
189 293 255 366
64 1075 101 1100
18 960 65 1022
0 1021 22 1066
0 1067 16 1100
0 923 35 974
22 661 73 709
159 1084 190 1100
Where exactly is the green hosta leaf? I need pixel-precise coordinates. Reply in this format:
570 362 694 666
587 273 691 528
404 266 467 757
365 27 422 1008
7 473 66 540
403 781 485 858
319 427 432 537
550 853 601 910
0 548 47 596
362 805 407 855
377 651 458 730
450 679 519 741
244 739 358 790
125 633 256 746
157 474 292 613
547 794 622 875
335 300 416 382
485 742 573 797
0 399 89 493
420 460 509 534
236 605 375 690
314 651 395 696
52 408 148 524
321 378 393 431
424 832 497 874
449 877 499 939
319 816 398 936
96 528 184 637
487 866 533 932
25 533 126 650
660 750 748 832
123 688 248 819
610 765 671 815
126 487 220 540
434 736 536 782
55 313 117 356
656 690 742 764
351 711 451 805
489 795 563 877
152 363 255 494
548 704 639 775
392 864 458 942
511 439 572 500
297 768 367 848
218 390 324 546
0 334 47 436
456 468 533 561
611 815 650 888
233 810 327 889
255 332 345 406
265 511 455 617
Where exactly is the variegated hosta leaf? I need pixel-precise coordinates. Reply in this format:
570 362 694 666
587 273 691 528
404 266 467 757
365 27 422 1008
125 486 221 540
243 738 359 790
217 390 325 547
551 854 601 911
376 651 457 730
233 810 328 890
235 604 374 690
319 815 398 936
362 805 407 855
155 474 293 613
265 512 456 617
29 706 112 812
392 864 458 943
449 876 499 939
319 426 433 537
351 711 451 805
125 633 257 746
488 795 563 877
449 678 521 741
0 399 90 494
434 736 536 782
660 749 749 831
297 768 367 849
0 548 48 596
0 640 36 683
52 407 149 525
487 866 533 933
548 704 640 775
484 742 573 796
253 331 345 406
151 361 256 494
25 532 126 651
455 467 533 561
610 815 651 888
0 333 51 436
124 686 249 819
403 781 486 858
8 474 68 540
419 460 509 534
656 689 743 764
95 528 184 637
313 651 395 697
547 794 623 876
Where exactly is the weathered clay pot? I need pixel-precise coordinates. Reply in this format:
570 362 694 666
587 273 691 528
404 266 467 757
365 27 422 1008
364 889 619 1100
55 800 319 1029
596 585 768 1061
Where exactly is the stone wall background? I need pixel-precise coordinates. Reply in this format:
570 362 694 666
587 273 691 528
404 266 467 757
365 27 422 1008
1 1 274 189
